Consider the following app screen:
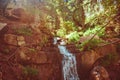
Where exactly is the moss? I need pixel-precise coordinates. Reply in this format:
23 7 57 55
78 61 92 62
101 53 119 66
23 66 39 76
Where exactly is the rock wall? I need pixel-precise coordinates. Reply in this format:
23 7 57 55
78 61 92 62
0 23 63 80
66 43 119 80
0 22 120 80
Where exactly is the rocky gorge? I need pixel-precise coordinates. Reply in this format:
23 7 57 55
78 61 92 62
0 20 120 80
0 1 120 80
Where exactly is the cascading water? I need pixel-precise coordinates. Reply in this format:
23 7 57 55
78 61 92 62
54 37 80 80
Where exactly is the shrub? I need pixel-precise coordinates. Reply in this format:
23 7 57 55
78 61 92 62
83 25 105 37
66 31 80 42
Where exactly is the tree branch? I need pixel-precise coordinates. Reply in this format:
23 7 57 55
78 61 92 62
88 15 120 43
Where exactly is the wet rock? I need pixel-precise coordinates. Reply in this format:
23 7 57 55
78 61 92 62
90 66 110 80
66 44 81 54
4 34 18 46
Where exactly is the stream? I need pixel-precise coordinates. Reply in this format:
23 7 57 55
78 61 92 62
54 37 80 80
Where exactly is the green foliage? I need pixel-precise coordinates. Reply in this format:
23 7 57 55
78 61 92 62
14 27 32 36
56 21 79 39
75 25 105 51
45 15 56 30
56 27 66 37
77 39 104 51
23 66 38 76
63 21 78 32
66 31 80 42
45 0 119 41
83 25 105 37
83 0 119 26
16 0 120 50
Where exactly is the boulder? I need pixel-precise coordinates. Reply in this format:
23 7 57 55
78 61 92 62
90 66 110 80
81 50 100 69
80 44 117 69
17 36 25 46
4 34 26 46
77 44 117 80
4 34 17 46
16 47 31 61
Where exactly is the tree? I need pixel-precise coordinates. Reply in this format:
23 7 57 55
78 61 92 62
42 0 120 42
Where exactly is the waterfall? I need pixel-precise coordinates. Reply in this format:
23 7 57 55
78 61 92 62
54 37 80 80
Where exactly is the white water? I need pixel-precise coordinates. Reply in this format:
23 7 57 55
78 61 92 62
54 37 80 80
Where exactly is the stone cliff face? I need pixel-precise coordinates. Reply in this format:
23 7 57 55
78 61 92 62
66 42 120 80
0 1 120 79
0 23 63 80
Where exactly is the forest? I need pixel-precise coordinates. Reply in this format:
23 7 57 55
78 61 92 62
0 0 120 80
